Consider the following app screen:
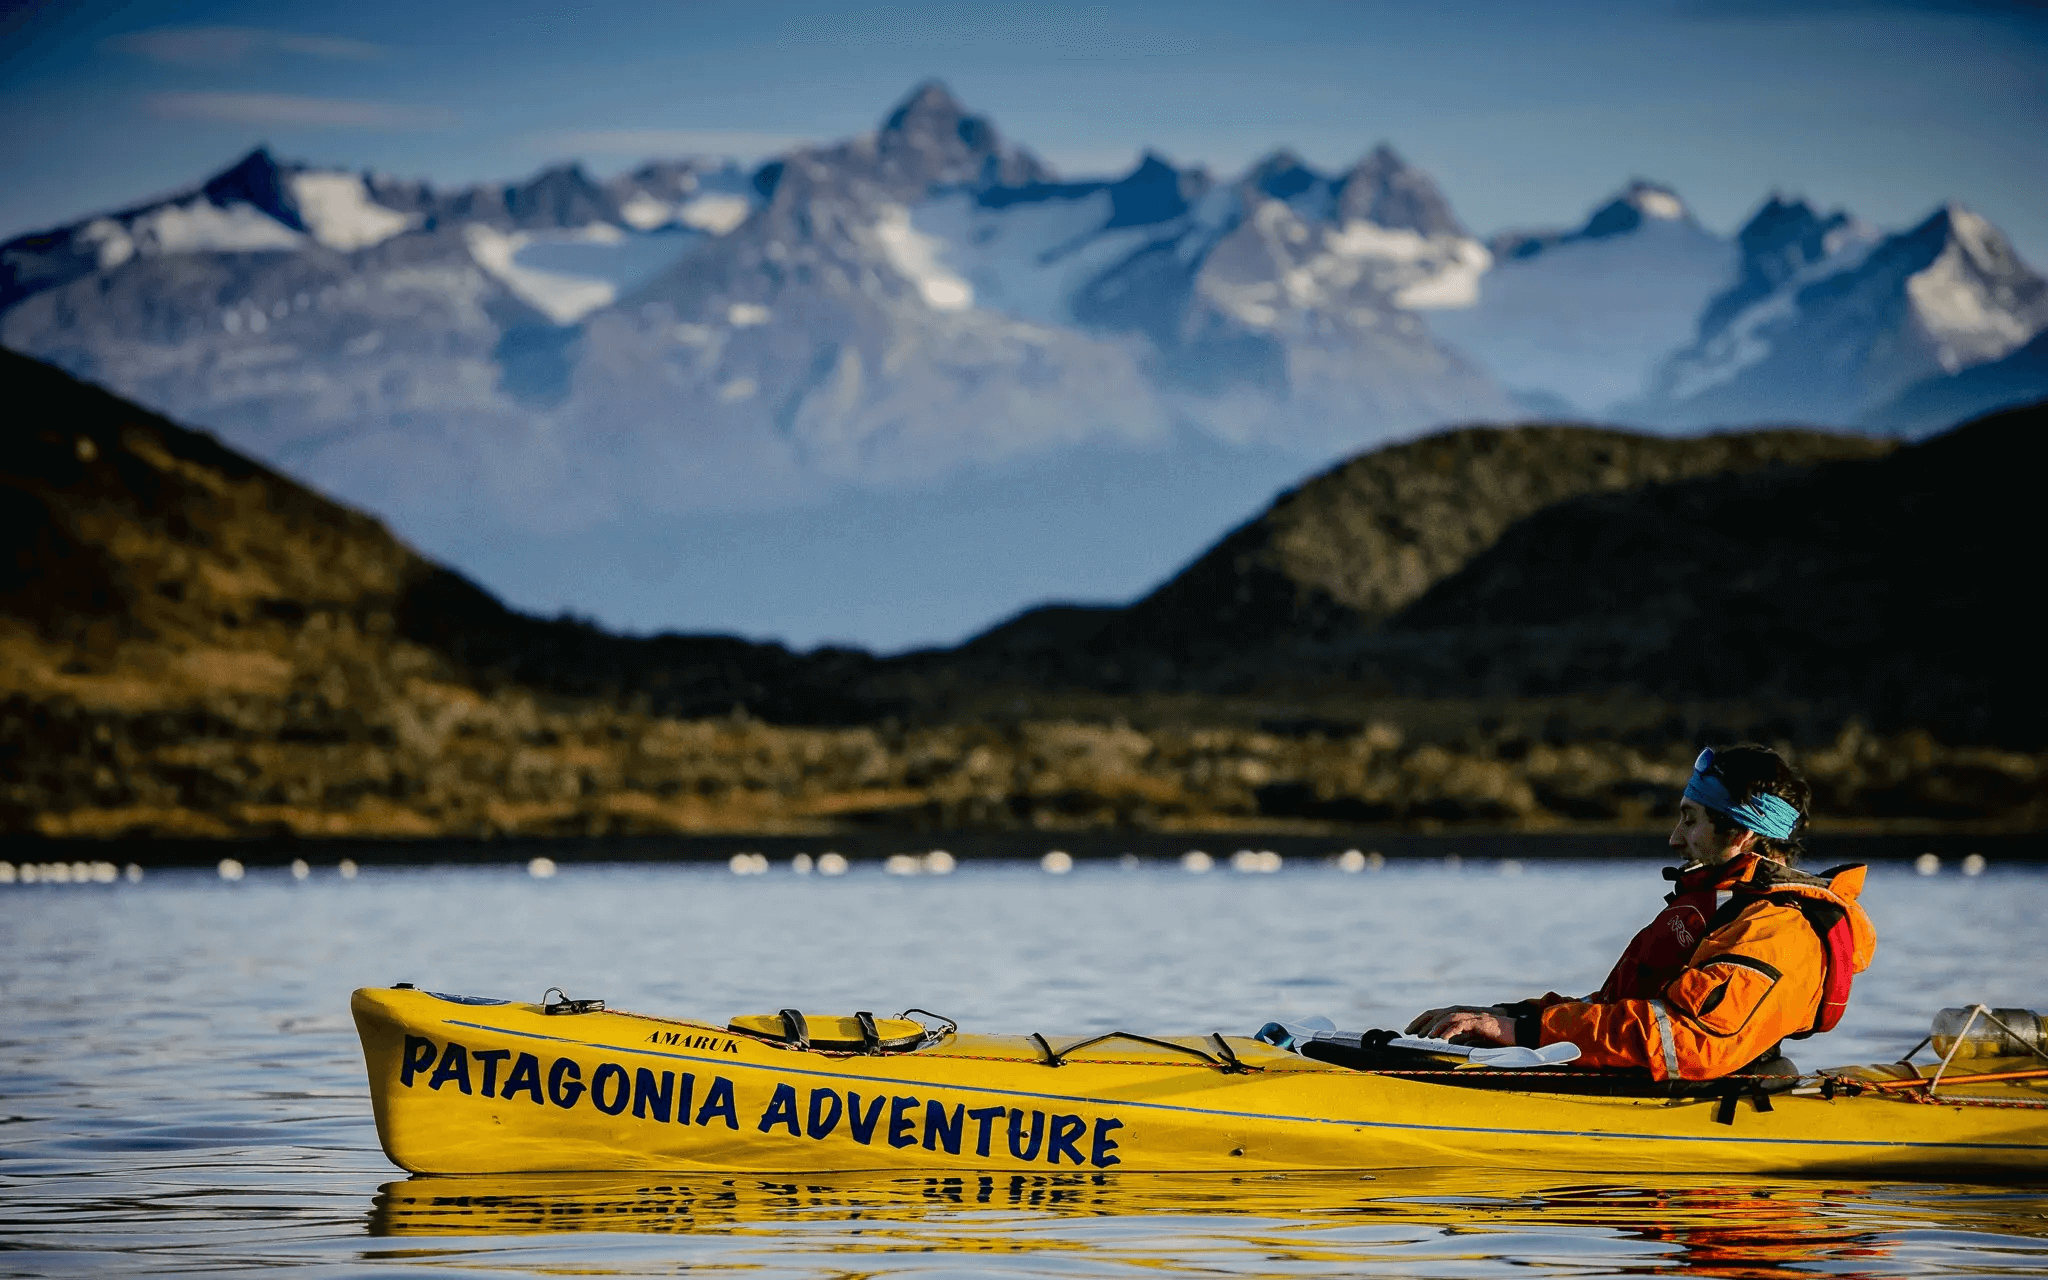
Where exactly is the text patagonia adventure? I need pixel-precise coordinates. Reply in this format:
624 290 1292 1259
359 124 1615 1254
397 1032 1129 1166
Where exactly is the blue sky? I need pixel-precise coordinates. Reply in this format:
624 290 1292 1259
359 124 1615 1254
4 0 2046 258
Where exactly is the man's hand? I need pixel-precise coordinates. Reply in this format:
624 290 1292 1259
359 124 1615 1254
1406 1005 1516 1047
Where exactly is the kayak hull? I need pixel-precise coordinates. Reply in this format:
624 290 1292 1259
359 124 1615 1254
353 988 2048 1178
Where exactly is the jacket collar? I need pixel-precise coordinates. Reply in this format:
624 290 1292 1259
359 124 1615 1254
1666 850 1836 898
1665 850 1785 897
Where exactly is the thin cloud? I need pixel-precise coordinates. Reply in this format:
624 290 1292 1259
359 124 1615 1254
529 128 811 159
147 92 453 130
110 26 385 66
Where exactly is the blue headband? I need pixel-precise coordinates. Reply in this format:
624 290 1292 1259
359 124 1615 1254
1684 749 1802 841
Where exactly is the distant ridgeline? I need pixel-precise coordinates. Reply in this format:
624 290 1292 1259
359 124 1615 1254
3 351 2041 840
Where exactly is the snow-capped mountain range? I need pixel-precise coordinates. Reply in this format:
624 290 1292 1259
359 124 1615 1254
3 80 2044 646
1629 200 2048 428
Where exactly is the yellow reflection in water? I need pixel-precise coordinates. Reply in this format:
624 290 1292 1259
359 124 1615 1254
371 1168 2048 1278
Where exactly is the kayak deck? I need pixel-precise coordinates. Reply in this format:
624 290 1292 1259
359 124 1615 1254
353 987 2048 1178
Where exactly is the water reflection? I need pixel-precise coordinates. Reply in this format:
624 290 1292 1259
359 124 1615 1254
370 1169 2048 1277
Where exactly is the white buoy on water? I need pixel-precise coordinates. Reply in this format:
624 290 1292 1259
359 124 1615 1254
1040 850 1073 874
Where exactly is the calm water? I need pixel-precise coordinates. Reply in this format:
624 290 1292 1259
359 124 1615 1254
3 849 2046 1277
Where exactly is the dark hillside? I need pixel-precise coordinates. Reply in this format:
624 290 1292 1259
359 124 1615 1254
1373 402 2043 745
881 424 1893 696
0 349 864 723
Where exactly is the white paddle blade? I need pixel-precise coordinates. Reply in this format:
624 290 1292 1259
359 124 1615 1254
1466 1042 1583 1068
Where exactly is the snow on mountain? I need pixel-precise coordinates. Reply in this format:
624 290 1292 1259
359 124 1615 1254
917 142 1513 449
0 143 769 508
608 160 756 233
556 87 1509 497
450 160 762 321
463 223 625 324
1634 200 2048 427
563 85 1168 500
287 172 418 250
1427 182 1735 416
1227 147 1492 310
903 155 1204 327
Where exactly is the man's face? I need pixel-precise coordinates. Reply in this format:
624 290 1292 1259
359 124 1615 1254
1669 797 1755 867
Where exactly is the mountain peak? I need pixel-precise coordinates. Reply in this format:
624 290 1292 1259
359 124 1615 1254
1104 152 1197 228
1335 143 1465 237
1578 181 1690 240
201 146 304 230
1913 201 1993 252
1246 149 1320 201
882 80 968 134
1740 194 1825 245
1692 194 1860 343
873 80 1046 191
1349 142 1413 177
1894 202 2041 305
504 162 616 227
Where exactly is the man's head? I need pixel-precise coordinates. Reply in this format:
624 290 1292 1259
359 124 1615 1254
1669 743 1810 867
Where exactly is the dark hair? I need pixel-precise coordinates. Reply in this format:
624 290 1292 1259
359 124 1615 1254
1701 743 1810 863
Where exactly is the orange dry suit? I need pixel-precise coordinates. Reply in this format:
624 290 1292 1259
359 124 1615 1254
1505 853 1877 1081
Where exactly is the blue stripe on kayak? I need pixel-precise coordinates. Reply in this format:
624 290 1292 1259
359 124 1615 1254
437 1018 2044 1154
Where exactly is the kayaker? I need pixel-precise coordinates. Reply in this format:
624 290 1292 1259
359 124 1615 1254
1407 744 1876 1081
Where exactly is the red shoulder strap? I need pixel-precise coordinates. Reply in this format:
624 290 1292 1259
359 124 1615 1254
1768 892 1855 1037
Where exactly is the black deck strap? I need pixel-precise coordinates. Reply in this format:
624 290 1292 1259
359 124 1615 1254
1752 1087 1774 1113
1207 1033 1248 1073
1715 1090 1740 1125
854 1011 881 1054
778 1009 810 1049
1039 1031 1226 1069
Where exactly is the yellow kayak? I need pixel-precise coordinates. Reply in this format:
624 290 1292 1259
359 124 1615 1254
352 986 2048 1178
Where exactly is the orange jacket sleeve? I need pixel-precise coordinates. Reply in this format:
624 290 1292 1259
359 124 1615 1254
1536 900 1825 1081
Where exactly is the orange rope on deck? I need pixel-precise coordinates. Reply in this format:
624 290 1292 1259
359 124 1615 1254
1866 1068 2048 1091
